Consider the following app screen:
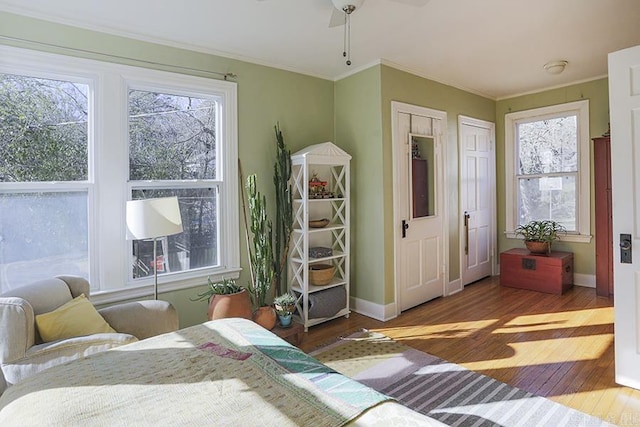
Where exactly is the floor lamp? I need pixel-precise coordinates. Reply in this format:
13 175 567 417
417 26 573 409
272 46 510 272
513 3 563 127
126 196 183 300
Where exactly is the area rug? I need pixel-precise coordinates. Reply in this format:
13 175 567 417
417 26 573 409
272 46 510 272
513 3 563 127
311 330 613 427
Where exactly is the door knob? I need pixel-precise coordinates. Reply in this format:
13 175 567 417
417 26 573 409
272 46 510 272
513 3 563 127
621 233 632 263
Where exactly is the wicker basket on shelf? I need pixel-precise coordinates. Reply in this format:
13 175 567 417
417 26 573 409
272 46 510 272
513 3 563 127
309 264 335 286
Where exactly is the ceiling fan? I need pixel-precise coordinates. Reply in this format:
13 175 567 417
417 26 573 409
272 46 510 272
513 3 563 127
258 0 430 66
328 0 430 28
328 0 429 65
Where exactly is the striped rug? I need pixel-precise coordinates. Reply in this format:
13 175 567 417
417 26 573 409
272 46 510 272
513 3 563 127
311 330 613 427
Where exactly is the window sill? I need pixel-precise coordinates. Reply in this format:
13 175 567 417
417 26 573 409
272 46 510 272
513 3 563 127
91 268 242 306
504 232 592 244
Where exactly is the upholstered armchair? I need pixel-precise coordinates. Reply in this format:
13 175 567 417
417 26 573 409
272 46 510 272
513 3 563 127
0 275 179 395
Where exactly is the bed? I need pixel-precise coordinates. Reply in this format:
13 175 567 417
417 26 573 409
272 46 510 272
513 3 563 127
0 318 444 426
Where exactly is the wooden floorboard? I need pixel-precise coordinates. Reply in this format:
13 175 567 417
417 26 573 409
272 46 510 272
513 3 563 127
298 276 640 425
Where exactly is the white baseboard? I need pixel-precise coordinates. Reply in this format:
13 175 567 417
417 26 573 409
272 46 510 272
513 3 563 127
447 278 463 295
350 273 595 323
350 296 397 322
351 278 462 321
573 273 595 288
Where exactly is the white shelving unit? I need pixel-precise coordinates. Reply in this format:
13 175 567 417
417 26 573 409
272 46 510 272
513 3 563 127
288 142 351 331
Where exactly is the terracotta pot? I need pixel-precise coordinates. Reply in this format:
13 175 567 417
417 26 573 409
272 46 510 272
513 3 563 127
252 306 277 330
525 241 550 254
207 289 253 321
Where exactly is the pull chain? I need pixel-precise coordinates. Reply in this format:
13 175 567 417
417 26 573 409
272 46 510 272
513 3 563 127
343 11 348 62
346 12 351 66
341 5 356 66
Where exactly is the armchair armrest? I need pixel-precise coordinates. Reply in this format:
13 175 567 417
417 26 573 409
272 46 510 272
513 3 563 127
0 297 35 363
98 301 178 340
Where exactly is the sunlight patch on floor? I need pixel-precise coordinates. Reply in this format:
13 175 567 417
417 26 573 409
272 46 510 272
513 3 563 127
492 307 613 333
463 334 614 371
377 320 499 340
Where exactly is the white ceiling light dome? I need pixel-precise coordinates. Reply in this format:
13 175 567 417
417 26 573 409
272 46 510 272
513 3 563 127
544 60 569 75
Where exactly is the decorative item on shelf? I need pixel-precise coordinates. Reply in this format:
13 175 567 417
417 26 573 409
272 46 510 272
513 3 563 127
273 292 297 328
514 219 566 254
309 218 330 228
309 172 327 196
309 263 336 286
191 277 252 321
309 172 334 199
309 246 333 259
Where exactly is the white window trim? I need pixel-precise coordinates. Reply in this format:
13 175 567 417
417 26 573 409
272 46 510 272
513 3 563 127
504 100 592 243
0 45 239 303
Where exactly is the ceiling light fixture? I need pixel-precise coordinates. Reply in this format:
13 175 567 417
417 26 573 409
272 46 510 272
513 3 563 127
332 0 364 66
543 60 568 75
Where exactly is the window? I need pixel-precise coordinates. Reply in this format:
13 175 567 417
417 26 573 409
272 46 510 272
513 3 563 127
0 46 239 301
128 89 220 279
505 100 591 242
0 73 91 288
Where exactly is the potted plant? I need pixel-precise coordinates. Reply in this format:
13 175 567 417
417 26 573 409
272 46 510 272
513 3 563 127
273 292 296 328
191 277 253 321
244 173 277 330
514 220 566 254
239 125 294 331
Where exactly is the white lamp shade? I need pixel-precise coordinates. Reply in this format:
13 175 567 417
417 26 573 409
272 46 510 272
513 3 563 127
126 196 183 240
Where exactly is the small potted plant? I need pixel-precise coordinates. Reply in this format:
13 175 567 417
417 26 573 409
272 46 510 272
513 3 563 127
273 292 296 328
514 220 566 254
191 277 253 321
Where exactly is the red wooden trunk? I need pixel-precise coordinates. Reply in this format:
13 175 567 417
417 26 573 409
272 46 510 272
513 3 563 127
500 248 573 294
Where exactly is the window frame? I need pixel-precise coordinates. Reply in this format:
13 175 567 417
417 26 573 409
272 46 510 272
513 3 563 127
0 45 239 303
504 100 591 243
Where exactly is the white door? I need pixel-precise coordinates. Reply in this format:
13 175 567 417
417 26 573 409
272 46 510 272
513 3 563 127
392 102 447 312
609 44 640 389
459 117 495 286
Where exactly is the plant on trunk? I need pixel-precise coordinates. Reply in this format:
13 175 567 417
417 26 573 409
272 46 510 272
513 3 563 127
514 219 566 253
514 220 566 243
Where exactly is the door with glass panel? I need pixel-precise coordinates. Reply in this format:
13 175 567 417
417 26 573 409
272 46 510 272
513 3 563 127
392 102 447 312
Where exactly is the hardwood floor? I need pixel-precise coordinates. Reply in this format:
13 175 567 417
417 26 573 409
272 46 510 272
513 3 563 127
299 277 640 425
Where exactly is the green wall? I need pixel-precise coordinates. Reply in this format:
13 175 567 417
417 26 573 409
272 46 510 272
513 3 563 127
495 78 610 276
333 64 495 306
334 67 384 304
1 10 610 324
0 12 335 328
379 66 495 304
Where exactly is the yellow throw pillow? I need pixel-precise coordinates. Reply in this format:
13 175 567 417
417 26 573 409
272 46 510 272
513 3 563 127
36 294 116 342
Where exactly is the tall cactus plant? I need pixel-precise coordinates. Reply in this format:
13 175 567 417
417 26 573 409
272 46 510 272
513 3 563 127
273 123 293 296
246 174 274 308
241 124 293 306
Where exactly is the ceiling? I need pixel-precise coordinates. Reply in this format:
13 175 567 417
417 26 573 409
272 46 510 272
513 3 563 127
1 0 640 99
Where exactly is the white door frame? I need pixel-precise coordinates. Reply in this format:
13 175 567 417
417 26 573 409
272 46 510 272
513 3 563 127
458 115 497 290
391 101 449 317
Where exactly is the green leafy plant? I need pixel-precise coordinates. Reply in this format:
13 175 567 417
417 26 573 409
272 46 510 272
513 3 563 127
514 220 566 243
191 277 243 302
273 292 296 316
